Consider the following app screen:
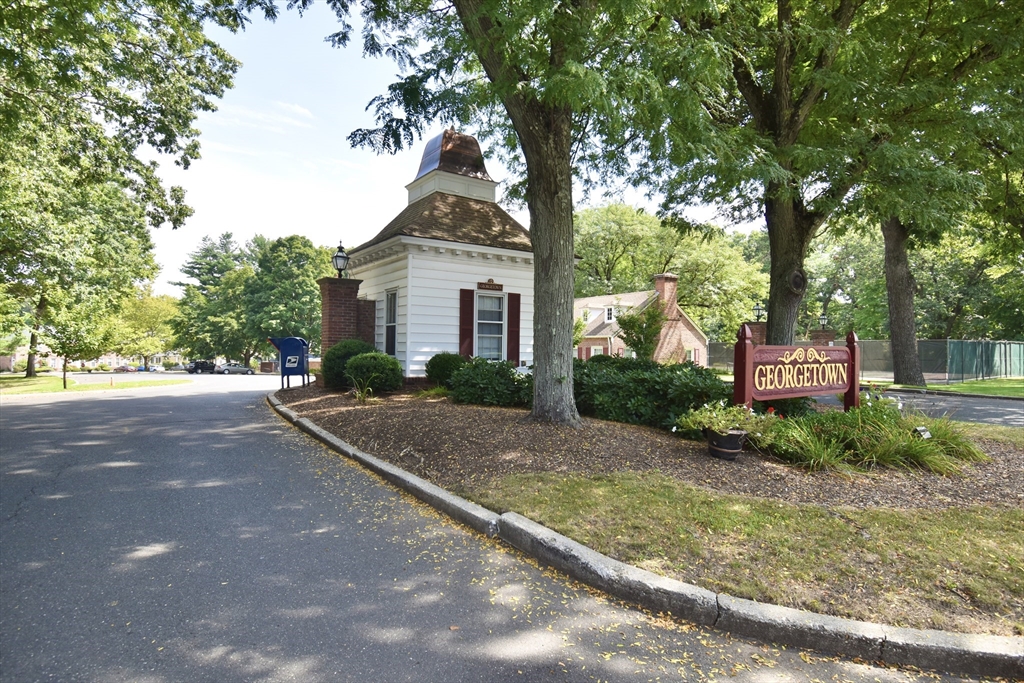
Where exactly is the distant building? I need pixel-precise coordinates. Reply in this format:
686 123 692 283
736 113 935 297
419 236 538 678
574 274 708 365
327 129 535 378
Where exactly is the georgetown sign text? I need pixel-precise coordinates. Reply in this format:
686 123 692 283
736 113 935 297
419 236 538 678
752 346 850 399
734 325 862 411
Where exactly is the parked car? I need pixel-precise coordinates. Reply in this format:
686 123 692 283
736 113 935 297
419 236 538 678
136 365 161 372
215 361 254 375
113 365 137 373
186 360 217 374
167 364 185 372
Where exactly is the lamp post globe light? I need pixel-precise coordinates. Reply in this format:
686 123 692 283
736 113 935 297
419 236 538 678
819 312 828 329
753 302 764 322
332 242 350 278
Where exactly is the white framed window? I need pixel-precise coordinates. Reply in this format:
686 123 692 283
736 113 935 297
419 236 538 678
605 306 615 322
476 293 505 360
581 308 589 322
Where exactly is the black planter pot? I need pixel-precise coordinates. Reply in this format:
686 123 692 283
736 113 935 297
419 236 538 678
705 429 747 461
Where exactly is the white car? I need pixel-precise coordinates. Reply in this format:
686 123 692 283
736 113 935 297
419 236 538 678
215 362 254 375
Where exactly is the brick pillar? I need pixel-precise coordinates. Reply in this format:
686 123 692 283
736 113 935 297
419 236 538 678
810 329 836 346
318 277 364 351
744 321 767 345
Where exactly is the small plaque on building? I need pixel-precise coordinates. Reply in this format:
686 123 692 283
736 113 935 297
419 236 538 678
477 279 503 291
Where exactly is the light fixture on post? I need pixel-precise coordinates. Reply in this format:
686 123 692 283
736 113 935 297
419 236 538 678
332 242 350 278
819 312 828 329
753 302 765 322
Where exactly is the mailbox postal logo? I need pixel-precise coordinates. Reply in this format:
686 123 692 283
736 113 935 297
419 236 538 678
285 355 299 368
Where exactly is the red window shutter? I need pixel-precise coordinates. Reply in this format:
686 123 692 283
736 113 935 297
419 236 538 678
507 292 521 365
459 289 474 358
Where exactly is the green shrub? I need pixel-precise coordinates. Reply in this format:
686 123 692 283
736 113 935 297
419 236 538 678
748 399 988 474
345 352 403 393
425 351 468 388
98 363 111 372
573 358 730 428
450 357 532 407
585 353 616 364
322 339 377 389
14 360 27 372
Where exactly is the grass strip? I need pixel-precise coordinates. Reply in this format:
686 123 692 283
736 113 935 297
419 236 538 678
890 378 1023 398
464 471 1023 637
0 375 190 394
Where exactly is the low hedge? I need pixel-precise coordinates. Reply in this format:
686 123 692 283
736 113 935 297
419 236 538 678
450 358 532 407
345 352 403 393
322 339 377 389
425 351 467 388
573 356 730 429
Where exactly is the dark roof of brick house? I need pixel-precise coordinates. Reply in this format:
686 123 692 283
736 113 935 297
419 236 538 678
413 129 494 182
349 191 532 255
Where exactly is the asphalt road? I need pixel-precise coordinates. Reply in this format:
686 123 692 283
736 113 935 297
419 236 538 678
813 386 1023 426
1 378 984 682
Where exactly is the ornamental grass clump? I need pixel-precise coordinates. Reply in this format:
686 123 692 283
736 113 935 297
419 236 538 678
749 398 987 474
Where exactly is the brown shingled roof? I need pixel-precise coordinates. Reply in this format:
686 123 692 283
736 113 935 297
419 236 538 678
350 191 533 255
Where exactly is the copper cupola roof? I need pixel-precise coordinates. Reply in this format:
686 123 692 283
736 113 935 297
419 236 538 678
413 129 494 182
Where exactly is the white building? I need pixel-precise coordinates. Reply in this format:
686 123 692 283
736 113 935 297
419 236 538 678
344 130 535 378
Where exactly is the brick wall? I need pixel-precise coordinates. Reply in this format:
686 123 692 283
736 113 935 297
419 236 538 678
809 329 837 346
318 277 364 352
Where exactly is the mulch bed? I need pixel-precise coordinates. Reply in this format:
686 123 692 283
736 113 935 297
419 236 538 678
277 385 1024 511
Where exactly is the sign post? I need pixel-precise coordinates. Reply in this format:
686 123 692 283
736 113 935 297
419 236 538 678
267 337 310 389
733 325 860 411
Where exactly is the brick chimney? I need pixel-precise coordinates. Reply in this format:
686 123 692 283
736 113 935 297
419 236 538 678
652 273 679 313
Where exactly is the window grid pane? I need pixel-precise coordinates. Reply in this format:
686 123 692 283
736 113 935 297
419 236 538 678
477 294 504 361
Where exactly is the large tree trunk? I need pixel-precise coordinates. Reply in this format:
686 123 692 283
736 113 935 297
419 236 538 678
764 186 815 345
25 328 38 378
454 0 582 426
881 216 926 386
510 104 581 426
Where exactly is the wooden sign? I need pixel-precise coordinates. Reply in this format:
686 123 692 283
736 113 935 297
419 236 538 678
733 325 861 411
477 279 503 291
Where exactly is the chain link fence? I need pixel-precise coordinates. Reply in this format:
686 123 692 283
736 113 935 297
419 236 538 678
709 339 1023 384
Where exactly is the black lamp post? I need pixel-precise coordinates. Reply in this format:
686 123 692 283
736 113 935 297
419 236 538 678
753 302 764 322
819 312 828 329
332 242 350 278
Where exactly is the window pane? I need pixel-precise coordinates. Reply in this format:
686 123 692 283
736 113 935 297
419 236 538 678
386 291 397 325
478 336 502 360
479 309 503 322
478 322 503 336
478 296 502 312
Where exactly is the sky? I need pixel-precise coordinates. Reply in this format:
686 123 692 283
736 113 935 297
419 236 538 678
149 5 721 297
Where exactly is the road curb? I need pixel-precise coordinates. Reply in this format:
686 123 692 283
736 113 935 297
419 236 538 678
883 387 1023 402
266 393 1024 679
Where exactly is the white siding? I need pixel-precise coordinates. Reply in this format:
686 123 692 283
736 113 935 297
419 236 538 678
350 239 535 377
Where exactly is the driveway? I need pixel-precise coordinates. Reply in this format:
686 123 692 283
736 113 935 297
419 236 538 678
1 383 980 682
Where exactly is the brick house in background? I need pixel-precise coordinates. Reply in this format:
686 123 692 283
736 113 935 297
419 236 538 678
574 273 709 366
320 129 535 378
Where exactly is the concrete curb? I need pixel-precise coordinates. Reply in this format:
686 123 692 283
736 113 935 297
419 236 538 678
883 387 1023 402
266 393 1024 679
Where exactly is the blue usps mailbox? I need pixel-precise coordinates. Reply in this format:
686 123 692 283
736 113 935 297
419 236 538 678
267 337 309 388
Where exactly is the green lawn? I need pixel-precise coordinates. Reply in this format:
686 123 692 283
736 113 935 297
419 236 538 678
464 471 1023 637
923 377 1023 398
0 374 190 394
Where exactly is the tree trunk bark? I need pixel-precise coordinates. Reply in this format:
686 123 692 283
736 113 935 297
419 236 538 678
62 356 68 389
513 105 582 426
26 328 39 378
764 187 814 345
881 216 926 386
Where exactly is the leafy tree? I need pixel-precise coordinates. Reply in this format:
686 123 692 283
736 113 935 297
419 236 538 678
113 293 178 370
317 0 686 426
646 0 1023 346
243 235 333 354
615 302 667 360
172 234 248 295
0 124 157 376
38 288 116 388
574 205 767 340
1 0 241 226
